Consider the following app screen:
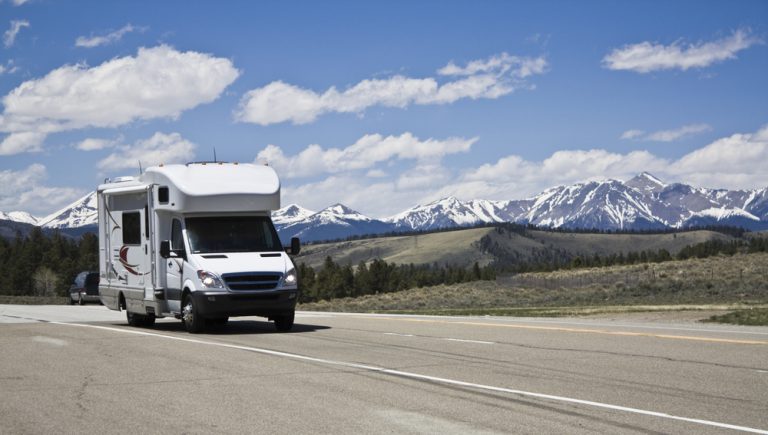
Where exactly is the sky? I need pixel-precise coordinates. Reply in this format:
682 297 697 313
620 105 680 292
1 0 767 219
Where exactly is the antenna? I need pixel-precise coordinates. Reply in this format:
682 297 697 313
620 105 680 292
213 147 217 163
138 161 143 174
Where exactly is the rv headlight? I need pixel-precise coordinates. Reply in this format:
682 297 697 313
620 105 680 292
197 270 224 289
283 268 297 287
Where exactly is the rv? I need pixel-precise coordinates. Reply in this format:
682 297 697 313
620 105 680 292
97 162 300 333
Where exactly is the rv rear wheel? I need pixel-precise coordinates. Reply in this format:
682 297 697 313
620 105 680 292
182 295 205 333
126 310 142 327
274 312 295 332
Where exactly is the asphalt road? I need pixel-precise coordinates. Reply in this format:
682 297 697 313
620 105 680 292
1 305 767 434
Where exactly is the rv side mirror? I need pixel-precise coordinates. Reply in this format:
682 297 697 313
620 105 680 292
160 240 171 258
290 237 301 255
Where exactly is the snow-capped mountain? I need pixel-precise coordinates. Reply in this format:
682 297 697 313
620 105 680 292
3 172 767 241
276 204 393 243
385 196 506 231
271 204 315 226
0 211 39 225
37 192 98 229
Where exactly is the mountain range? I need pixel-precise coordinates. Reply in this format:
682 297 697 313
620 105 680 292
2 173 767 241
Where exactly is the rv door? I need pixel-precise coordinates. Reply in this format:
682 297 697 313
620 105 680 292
165 218 185 309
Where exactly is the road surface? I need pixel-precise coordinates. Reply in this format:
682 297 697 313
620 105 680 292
1 304 767 434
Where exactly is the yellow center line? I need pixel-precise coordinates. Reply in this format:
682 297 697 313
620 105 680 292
351 316 768 345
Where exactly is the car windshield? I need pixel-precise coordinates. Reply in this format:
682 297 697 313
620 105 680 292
185 216 282 254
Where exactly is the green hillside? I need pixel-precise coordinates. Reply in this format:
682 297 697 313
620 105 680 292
294 226 736 269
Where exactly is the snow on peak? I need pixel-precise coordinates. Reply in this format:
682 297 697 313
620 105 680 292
0 211 40 225
38 192 98 229
271 204 315 225
690 207 760 221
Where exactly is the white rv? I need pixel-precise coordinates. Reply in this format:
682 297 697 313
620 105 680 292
97 162 301 333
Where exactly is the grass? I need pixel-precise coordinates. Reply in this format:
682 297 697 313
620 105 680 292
299 252 768 321
704 308 768 326
0 295 68 305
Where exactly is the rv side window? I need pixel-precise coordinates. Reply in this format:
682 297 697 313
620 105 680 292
171 219 185 252
122 212 141 245
158 187 169 204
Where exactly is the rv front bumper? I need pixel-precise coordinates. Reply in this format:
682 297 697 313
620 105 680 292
191 289 298 318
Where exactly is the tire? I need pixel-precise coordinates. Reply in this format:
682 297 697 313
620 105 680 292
78 295 84 305
274 312 295 332
126 310 142 327
182 294 205 333
68 296 75 305
143 314 156 327
209 317 228 327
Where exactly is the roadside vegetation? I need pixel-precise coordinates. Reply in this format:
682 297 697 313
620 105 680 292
299 252 768 317
0 228 97 298
704 308 768 326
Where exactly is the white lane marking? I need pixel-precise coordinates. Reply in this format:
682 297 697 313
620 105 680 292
32 336 68 346
52 321 767 434
307 311 768 336
443 338 494 345
383 332 494 345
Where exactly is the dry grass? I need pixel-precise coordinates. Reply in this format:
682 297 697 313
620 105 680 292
0 295 68 305
299 252 768 315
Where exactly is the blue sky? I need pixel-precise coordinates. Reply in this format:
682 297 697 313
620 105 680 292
1 0 767 218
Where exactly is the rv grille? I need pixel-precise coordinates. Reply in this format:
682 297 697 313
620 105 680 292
222 273 282 291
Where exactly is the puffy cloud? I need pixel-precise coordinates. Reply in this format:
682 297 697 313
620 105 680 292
0 164 84 215
75 24 139 48
0 131 46 155
3 19 29 48
236 52 547 125
621 124 712 142
672 124 768 188
97 132 196 171
256 132 476 178
0 45 239 155
603 29 760 73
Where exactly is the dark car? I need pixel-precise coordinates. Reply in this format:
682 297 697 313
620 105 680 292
68 271 100 305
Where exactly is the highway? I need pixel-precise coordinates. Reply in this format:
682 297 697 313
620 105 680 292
1 305 767 434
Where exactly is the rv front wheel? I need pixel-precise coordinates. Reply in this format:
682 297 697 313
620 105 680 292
274 312 295 332
182 295 205 333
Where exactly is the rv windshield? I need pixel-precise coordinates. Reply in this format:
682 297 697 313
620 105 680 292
185 216 282 254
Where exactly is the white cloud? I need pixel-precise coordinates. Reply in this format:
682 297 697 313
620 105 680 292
620 129 645 140
621 124 712 142
75 137 118 151
0 131 46 155
3 19 29 48
97 132 196 171
11 0 30 5
0 164 84 215
256 132 477 178
0 45 239 155
603 29 760 73
75 24 139 48
236 52 547 125
276 125 768 217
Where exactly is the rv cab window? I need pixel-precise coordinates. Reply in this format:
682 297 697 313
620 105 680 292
185 216 281 253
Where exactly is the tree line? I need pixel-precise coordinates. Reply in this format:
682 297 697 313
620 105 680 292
297 257 495 303
0 228 98 296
